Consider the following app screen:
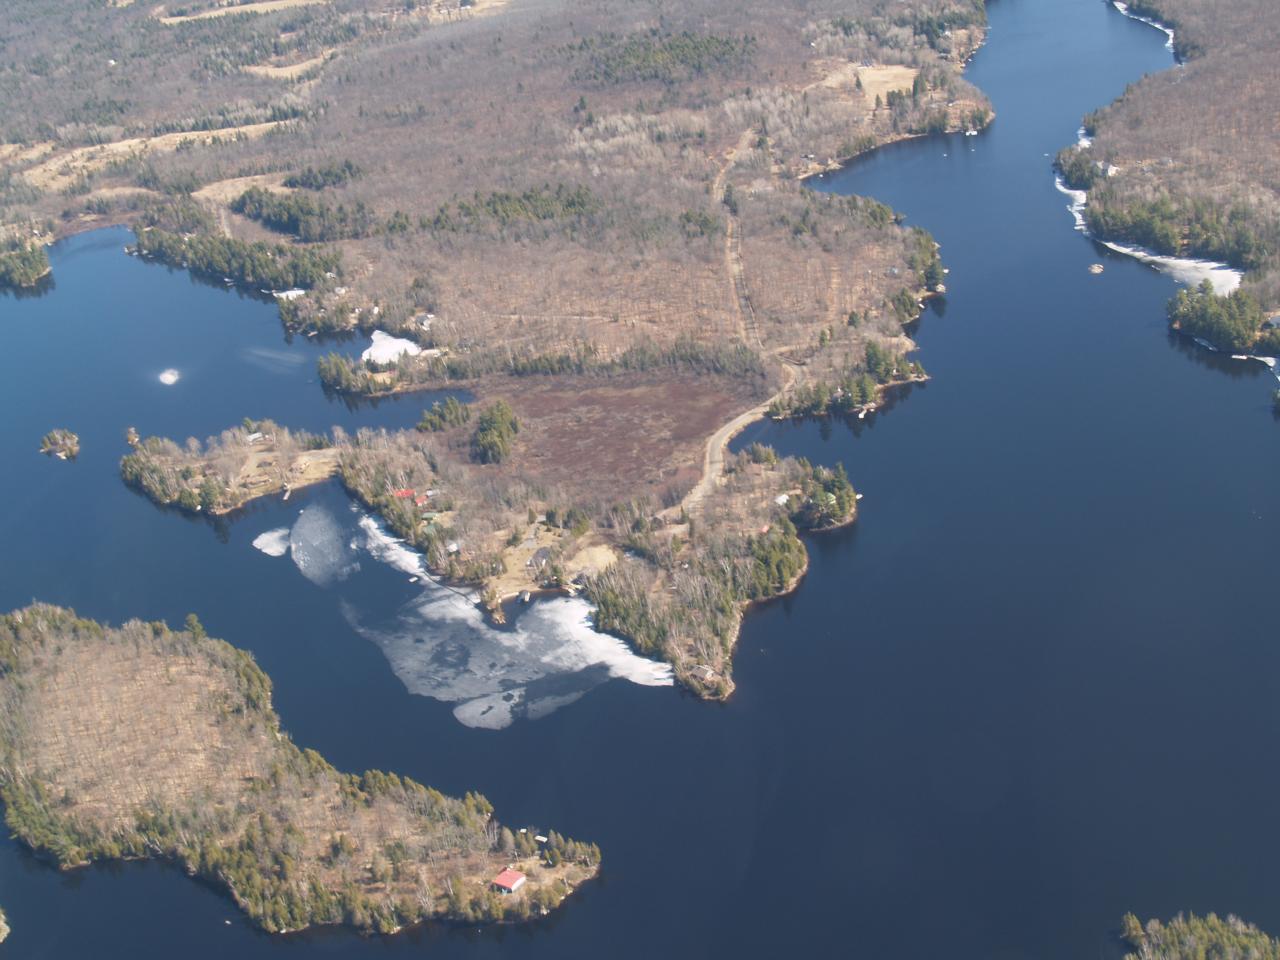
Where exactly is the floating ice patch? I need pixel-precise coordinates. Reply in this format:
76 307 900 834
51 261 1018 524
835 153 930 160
252 527 291 557
158 368 180 385
362 331 422 365
289 504 359 586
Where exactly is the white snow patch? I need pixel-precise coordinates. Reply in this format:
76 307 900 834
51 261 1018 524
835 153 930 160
252 527 291 557
158 368 180 385
1112 1 1176 51
1054 174 1089 232
358 515 425 578
362 331 422 365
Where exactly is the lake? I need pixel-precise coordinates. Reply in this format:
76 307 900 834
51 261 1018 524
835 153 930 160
3 0 1279 956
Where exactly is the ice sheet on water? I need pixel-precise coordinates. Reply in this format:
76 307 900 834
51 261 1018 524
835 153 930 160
289 505 359 586
259 504 672 728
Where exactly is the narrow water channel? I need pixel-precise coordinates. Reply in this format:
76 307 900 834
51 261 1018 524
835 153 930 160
2 1 1278 957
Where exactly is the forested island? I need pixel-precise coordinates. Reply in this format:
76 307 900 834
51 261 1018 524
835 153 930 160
1121 912 1280 960
0 605 598 933
39 428 79 460
1055 0 1280 354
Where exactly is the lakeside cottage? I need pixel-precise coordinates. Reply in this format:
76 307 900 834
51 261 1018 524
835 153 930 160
492 868 527 894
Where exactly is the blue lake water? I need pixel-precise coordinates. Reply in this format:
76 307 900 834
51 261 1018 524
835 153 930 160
3 0 1279 956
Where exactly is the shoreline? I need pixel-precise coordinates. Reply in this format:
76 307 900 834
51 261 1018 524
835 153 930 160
1052 175 1244 297
1111 0 1176 53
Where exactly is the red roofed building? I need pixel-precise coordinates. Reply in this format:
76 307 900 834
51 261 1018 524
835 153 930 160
492 868 527 894
393 489 416 499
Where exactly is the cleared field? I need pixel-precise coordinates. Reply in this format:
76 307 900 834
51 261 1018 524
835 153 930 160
13 122 286 193
242 51 333 79
191 172 292 205
814 62 917 103
492 374 765 503
155 0 329 25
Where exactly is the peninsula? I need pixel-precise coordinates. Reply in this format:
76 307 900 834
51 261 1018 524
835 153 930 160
6 0 990 696
0 604 599 933
120 419 337 514
122 416 857 696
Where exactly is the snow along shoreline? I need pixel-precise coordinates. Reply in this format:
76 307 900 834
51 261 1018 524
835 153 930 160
1111 0 1175 53
1056 120 1243 297
1062 6 1244 294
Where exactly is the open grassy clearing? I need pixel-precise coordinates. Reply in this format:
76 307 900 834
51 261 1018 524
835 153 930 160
155 0 331 25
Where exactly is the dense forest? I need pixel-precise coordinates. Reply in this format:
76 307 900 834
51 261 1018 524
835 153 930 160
0 237 50 289
1167 279 1278 353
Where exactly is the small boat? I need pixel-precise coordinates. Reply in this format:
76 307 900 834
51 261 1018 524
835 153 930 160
520 591 532 603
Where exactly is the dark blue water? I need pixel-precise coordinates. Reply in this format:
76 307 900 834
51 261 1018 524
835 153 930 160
4 1 1279 957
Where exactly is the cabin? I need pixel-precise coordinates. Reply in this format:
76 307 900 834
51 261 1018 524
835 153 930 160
393 488 416 499
492 868 527 894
